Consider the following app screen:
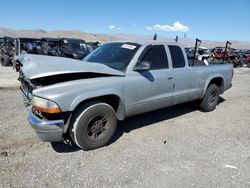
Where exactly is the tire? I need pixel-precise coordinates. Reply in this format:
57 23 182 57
1 55 11 66
199 84 220 112
69 101 117 150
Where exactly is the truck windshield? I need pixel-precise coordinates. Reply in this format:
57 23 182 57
84 42 141 71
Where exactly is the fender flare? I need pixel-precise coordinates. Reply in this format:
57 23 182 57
69 89 126 120
202 74 225 97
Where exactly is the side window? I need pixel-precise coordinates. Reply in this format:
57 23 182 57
169 45 185 68
142 45 168 69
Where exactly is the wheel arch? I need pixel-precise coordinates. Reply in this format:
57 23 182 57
202 75 225 97
69 92 126 121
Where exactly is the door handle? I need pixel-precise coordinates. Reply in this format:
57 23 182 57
168 76 173 80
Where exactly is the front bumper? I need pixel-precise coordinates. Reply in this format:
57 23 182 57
28 109 65 142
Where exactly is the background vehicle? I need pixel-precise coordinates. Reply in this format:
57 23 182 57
212 41 232 61
240 54 250 67
51 38 88 59
212 47 228 59
40 38 60 55
184 47 194 60
0 36 16 66
19 38 42 54
85 41 101 53
17 41 233 150
0 37 4 46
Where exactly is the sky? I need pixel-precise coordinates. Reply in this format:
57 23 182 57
0 0 250 41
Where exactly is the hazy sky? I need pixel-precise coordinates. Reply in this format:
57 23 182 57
0 0 249 41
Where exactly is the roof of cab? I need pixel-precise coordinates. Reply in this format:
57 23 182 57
137 40 182 46
104 40 182 46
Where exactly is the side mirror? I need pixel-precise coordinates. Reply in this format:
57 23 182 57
134 61 151 71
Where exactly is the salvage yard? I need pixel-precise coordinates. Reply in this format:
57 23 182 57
0 66 250 187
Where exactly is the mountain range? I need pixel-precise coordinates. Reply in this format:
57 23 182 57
0 27 249 49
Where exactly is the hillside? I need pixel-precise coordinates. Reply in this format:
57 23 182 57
0 27 249 49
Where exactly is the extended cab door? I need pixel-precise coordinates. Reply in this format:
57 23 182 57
168 45 191 104
124 45 174 117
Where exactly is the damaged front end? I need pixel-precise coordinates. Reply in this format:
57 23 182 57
16 54 125 142
18 70 35 107
17 70 120 142
17 70 69 142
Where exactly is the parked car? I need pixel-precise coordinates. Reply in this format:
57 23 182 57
184 47 194 60
16 41 233 150
240 54 250 63
39 38 60 55
0 36 16 66
18 38 42 54
85 41 101 53
212 46 234 60
0 37 4 46
51 38 88 59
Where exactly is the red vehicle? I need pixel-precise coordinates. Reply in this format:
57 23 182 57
240 54 250 63
212 47 230 59
212 41 232 60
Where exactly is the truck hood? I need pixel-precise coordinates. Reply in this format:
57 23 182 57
18 54 125 79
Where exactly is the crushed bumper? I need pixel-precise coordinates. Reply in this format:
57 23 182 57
28 109 64 142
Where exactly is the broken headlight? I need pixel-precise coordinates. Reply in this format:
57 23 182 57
32 96 61 114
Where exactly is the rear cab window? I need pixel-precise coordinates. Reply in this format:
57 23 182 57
169 45 186 68
141 45 169 69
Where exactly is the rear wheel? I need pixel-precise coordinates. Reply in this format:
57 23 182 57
1 56 11 66
69 101 117 150
199 84 220 112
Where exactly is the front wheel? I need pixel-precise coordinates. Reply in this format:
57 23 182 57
69 101 117 150
199 84 220 112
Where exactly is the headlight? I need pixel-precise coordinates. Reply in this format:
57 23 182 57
32 96 61 113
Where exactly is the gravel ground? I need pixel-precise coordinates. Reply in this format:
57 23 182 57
0 66 250 188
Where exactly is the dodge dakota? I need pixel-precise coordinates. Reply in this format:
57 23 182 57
16 41 233 150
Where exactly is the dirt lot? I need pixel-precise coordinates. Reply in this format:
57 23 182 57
0 66 250 188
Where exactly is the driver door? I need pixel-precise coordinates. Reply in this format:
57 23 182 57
124 45 174 117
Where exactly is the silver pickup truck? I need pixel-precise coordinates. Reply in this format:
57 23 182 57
16 41 233 150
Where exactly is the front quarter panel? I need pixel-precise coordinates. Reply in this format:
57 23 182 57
32 76 125 113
